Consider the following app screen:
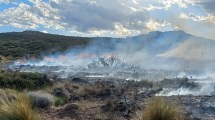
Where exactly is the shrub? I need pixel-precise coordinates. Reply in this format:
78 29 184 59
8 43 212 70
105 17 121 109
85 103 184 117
136 97 184 120
53 87 70 103
0 70 52 90
0 93 38 120
54 97 64 107
28 91 54 109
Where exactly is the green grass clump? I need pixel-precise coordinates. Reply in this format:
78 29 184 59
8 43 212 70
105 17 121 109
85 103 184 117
0 93 38 120
135 97 184 120
54 97 65 107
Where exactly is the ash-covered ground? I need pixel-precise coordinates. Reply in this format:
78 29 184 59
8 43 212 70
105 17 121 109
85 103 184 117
4 57 215 120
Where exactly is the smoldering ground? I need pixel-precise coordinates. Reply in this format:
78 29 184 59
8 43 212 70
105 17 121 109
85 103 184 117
12 31 215 71
9 31 215 96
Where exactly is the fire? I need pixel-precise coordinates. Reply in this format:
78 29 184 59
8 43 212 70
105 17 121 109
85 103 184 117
100 53 117 59
75 53 97 58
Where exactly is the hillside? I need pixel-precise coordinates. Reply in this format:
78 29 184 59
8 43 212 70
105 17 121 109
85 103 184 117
58 30 215 70
0 30 188 60
0 31 92 60
1 30 215 71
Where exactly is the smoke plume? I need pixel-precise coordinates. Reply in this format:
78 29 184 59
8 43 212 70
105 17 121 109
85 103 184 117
10 30 215 94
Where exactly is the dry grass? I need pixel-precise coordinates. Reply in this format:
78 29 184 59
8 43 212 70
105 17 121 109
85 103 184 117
0 93 38 120
0 89 7 100
135 97 184 120
0 89 18 101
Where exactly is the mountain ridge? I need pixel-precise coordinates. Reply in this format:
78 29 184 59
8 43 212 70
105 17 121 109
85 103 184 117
0 30 191 39
1 30 215 68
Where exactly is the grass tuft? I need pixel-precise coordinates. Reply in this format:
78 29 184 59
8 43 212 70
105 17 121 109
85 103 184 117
28 91 54 109
54 97 65 107
0 93 38 120
135 97 184 120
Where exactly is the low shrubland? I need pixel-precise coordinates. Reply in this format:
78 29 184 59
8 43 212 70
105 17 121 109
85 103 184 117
0 70 52 90
0 31 91 60
0 75 189 120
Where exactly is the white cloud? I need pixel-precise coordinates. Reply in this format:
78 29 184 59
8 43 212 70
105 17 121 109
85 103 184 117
162 0 194 9
0 0 16 4
114 23 132 36
48 0 148 36
180 13 215 24
0 0 215 39
146 20 164 31
145 20 174 31
142 4 164 11
41 30 48 33
0 1 65 29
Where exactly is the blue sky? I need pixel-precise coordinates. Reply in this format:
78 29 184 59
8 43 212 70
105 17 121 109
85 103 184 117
0 0 215 39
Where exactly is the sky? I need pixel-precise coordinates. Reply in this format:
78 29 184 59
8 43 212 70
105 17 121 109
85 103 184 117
0 0 215 39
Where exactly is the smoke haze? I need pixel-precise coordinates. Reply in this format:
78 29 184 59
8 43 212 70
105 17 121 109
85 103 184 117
12 30 215 73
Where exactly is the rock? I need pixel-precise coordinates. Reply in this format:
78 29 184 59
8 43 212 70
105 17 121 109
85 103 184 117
115 102 127 112
97 88 111 97
191 117 201 120
64 103 79 111
71 77 88 83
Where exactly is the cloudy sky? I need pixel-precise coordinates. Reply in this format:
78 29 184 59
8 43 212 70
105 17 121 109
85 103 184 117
0 0 215 39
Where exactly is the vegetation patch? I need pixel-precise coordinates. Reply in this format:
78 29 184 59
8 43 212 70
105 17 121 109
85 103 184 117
0 70 52 90
54 97 65 107
0 31 92 60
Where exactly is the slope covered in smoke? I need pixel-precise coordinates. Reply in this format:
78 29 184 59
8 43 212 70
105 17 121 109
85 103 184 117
91 30 215 71
4 30 215 73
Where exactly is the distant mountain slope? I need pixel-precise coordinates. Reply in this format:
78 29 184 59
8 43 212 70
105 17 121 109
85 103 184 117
83 30 215 70
90 30 215 60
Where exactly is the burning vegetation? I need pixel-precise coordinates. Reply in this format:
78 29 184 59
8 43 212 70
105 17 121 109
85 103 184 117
0 31 215 120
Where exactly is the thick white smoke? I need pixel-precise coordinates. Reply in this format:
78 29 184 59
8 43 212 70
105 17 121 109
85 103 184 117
10 31 215 82
157 83 215 96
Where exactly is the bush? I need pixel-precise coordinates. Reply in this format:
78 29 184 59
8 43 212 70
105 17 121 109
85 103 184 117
53 87 70 103
136 97 184 120
28 91 54 109
0 70 52 90
54 97 64 107
0 93 38 120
